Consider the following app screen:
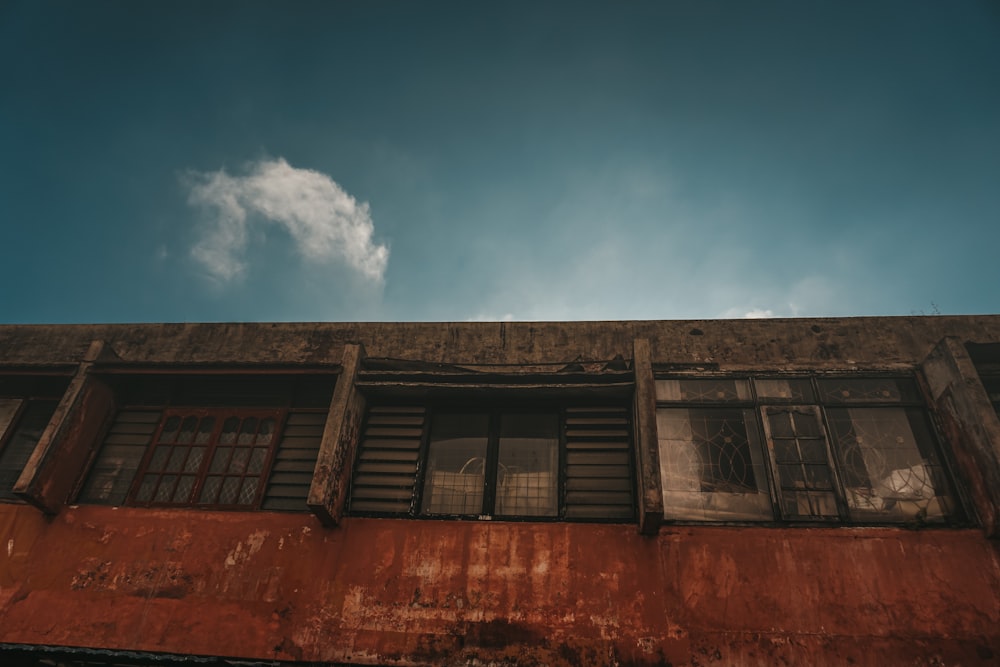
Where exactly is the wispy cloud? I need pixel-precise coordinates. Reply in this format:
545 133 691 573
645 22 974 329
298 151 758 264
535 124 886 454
465 312 516 322
184 158 389 283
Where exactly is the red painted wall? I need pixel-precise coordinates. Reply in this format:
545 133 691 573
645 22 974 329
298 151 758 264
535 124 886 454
1 504 998 666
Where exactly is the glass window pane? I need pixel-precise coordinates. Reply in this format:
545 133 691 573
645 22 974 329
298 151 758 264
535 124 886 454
799 438 827 463
496 413 557 517
656 379 751 403
656 408 772 521
147 446 170 472
781 489 839 519
793 412 821 437
173 475 196 503
421 413 489 516
828 407 954 522
818 378 920 404
228 447 250 474
754 379 815 402
159 416 181 443
177 417 198 444
778 464 804 488
257 418 276 444
804 465 833 489
154 475 176 502
165 447 186 472
219 477 241 504
765 406 839 520
773 439 800 463
767 411 795 438
116 410 284 509
135 475 157 502
209 447 231 473
247 447 268 474
185 447 205 473
199 476 222 504
238 477 259 505
195 417 215 444
220 417 239 444
238 418 258 445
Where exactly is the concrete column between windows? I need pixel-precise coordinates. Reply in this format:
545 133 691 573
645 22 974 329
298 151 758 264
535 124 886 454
921 336 1000 538
14 339 117 514
633 338 663 535
308 342 367 527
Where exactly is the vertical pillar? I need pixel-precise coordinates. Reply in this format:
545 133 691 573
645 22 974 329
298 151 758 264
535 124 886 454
308 343 367 526
14 340 117 514
921 336 1000 537
633 338 663 535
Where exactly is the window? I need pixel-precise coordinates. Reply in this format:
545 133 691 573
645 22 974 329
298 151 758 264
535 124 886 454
966 341 1000 418
0 399 59 501
656 376 961 524
77 374 332 511
349 404 634 521
128 409 281 507
980 376 1000 417
0 375 68 501
421 411 559 517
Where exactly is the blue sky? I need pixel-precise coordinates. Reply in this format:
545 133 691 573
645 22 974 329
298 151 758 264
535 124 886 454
2 1 998 323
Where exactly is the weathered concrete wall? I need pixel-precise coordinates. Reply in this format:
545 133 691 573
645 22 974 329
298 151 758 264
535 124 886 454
3 316 1000 368
0 504 997 666
922 337 1000 535
2 318 1000 665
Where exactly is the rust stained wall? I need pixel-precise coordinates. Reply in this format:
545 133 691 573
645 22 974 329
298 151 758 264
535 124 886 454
1 318 1000 665
0 504 997 666
3 316 1000 369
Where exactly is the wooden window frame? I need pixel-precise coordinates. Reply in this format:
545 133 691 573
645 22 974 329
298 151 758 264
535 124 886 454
655 374 965 525
128 407 287 509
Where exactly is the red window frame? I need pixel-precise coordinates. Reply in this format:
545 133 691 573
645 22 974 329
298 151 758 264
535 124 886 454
128 408 286 509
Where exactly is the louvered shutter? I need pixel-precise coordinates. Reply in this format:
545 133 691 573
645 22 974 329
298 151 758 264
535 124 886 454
349 406 426 513
563 406 635 520
261 411 325 511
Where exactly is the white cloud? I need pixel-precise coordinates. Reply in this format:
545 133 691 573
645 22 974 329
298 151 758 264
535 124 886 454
185 158 389 283
466 312 516 322
720 307 775 319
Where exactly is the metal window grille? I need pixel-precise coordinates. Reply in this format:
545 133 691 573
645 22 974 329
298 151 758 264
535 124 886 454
129 409 284 509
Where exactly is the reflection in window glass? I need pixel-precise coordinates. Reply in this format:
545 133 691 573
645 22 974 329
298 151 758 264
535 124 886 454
132 410 282 508
655 379 751 402
827 407 955 522
656 407 772 521
817 378 920 404
497 414 558 517
421 414 489 515
753 379 815 402
764 407 839 521
0 400 58 500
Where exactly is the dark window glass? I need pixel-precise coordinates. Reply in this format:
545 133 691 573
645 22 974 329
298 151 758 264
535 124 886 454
656 375 961 525
763 406 839 520
827 407 957 523
420 413 489 515
817 378 921 404
656 406 773 521
351 405 634 522
0 400 58 500
496 413 558 517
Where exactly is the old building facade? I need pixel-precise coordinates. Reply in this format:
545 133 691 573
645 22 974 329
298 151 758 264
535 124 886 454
0 317 998 666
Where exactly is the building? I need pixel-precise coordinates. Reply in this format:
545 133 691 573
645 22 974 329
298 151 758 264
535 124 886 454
0 317 998 666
